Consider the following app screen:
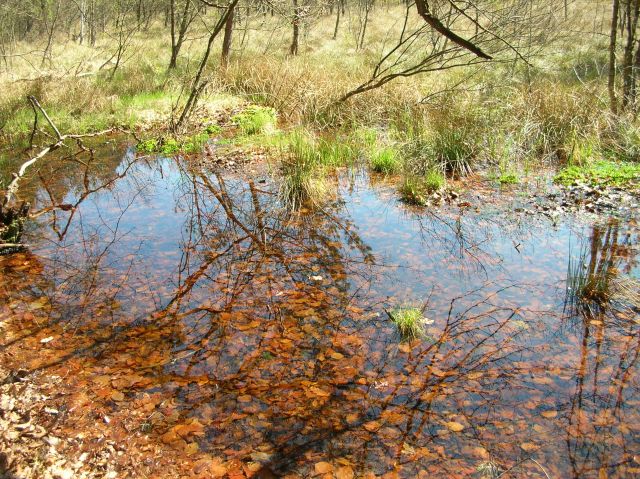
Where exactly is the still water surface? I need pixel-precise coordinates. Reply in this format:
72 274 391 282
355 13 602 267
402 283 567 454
1 143 639 478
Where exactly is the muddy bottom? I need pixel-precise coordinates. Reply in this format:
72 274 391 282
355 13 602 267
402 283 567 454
1 142 639 478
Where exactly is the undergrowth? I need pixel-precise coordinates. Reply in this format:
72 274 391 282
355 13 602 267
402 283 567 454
554 160 640 186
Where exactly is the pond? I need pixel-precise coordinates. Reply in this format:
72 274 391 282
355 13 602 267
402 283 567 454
1 140 639 478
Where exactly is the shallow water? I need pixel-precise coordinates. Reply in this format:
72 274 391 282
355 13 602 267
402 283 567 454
1 143 639 478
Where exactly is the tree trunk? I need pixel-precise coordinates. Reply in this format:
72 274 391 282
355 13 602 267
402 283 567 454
169 0 178 68
333 0 341 40
176 0 239 129
609 0 620 114
221 4 235 67
290 0 300 55
79 0 86 44
622 0 640 110
359 0 371 50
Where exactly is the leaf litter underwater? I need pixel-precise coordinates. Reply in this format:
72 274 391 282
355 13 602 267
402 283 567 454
1 143 639 478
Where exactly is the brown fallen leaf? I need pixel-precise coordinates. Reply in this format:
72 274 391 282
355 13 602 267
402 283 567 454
520 442 539 452
445 421 465 432
110 391 125 402
363 421 381 432
541 410 558 419
173 418 206 437
336 465 354 479
314 461 333 474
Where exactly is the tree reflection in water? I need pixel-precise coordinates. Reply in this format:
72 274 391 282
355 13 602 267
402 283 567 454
0 144 639 478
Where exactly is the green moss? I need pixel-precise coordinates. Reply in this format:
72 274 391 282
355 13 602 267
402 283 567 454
371 147 401 174
232 105 277 135
554 160 640 186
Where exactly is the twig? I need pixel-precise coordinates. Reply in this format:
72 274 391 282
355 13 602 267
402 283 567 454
28 96 61 140
496 457 552 479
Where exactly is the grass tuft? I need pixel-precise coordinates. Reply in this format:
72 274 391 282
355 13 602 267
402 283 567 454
279 130 331 209
232 105 277 135
388 307 428 341
399 170 445 206
554 160 640 186
498 173 519 185
371 147 401 174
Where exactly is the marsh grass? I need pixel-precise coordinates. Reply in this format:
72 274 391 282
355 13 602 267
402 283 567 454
0 2 634 202
370 147 401 174
554 160 640 186
388 307 429 341
231 105 277 135
279 130 331 209
399 170 445 206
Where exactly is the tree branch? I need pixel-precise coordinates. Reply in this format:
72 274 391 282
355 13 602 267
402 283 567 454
415 0 492 60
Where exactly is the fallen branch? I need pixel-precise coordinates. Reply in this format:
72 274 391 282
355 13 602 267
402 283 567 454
3 96 115 210
0 243 27 249
1 97 124 251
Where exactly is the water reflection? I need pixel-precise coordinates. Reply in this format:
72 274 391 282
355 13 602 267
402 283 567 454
1 143 639 478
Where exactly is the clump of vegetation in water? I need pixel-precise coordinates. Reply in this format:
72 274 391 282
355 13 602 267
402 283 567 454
316 137 359 167
388 306 430 341
554 160 640 186
136 132 211 155
399 170 445 206
370 147 401 174
279 130 331 209
232 105 277 135
431 129 475 177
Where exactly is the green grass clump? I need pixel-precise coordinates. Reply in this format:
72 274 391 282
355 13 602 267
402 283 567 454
205 124 223 135
498 173 519 185
232 105 277 135
400 176 427 206
389 307 427 341
432 130 475 177
554 160 640 186
317 137 359 167
181 132 210 153
279 130 330 209
137 138 159 153
161 138 181 154
371 147 401 174
399 170 445 206
424 169 445 192
136 132 210 155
